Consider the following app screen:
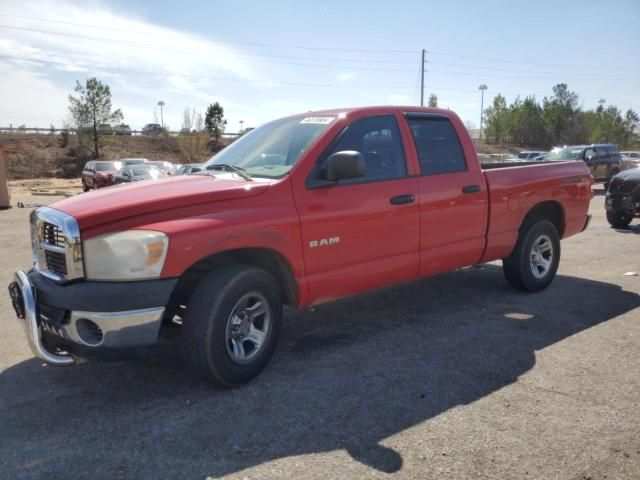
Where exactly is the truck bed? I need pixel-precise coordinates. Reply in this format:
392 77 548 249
479 159 593 263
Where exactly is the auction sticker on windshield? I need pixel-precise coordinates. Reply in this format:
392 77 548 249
300 116 335 124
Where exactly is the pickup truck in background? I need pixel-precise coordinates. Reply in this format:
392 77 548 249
545 144 623 188
8 106 593 386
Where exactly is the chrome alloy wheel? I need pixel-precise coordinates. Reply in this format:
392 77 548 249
529 234 554 279
224 291 271 364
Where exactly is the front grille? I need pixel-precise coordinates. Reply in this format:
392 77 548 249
42 222 65 248
31 207 84 282
44 250 68 276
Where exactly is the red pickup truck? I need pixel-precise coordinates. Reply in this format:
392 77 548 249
9 106 593 386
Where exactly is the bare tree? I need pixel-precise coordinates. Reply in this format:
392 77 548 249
178 106 208 162
182 107 194 133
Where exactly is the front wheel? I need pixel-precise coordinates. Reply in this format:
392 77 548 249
180 265 283 386
606 209 633 228
503 220 561 292
82 180 89 192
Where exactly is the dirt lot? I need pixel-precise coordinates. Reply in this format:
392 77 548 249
0 185 638 480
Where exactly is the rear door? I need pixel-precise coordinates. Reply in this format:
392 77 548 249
404 113 488 276
294 114 420 303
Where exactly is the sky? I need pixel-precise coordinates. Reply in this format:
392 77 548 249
0 0 639 132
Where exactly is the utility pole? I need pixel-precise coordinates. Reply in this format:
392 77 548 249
420 49 427 106
239 120 244 133
157 101 165 128
478 84 488 140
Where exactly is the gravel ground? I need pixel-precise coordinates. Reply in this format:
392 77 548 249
0 186 638 480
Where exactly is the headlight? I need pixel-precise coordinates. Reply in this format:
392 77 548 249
83 230 169 281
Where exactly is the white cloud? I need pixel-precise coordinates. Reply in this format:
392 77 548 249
0 61 69 126
0 0 263 129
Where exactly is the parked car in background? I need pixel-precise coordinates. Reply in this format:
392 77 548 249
545 144 623 188
605 168 640 227
621 151 640 160
147 161 178 175
97 124 114 135
81 161 118 191
517 151 546 160
621 151 640 168
176 163 203 175
142 123 163 135
114 124 132 136
113 158 148 170
113 164 165 183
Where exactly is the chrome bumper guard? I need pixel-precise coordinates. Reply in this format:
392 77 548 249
12 270 74 366
10 271 165 366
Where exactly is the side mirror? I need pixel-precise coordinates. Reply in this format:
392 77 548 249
324 150 366 181
585 152 595 162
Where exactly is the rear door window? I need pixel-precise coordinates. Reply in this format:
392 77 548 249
407 117 467 175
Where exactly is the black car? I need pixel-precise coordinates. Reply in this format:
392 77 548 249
113 165 165 184
546 144 623 188
605 167 640 228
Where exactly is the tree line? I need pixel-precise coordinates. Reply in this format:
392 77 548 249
483 84 639 148
67 77 228 159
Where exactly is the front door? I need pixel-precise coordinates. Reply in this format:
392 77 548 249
293 115 420 304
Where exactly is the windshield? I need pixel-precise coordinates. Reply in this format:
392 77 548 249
95 162 116 171
546 147 583 161
203 115 336 178
131 166 156 175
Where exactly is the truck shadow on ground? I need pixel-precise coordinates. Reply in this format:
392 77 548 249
1 266 639 479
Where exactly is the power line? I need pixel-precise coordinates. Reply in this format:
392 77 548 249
3 12 639 74
1 24 636 81
2 53 632 103
429 49 640 73
0 23 417 63
0 54 415 89
0 12 418 54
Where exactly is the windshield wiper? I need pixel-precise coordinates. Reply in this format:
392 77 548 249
206 163 253 181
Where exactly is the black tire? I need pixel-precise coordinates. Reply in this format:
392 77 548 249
82 180 89 192
503 220 561 292
180 265 283 386
606 209 633 228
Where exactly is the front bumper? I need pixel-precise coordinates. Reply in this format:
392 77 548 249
8 270 177 365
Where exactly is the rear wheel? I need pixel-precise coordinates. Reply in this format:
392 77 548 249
503 220 561 292
180 265 283 386
606 209 633 228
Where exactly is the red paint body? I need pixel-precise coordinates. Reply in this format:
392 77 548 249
54 107 593 308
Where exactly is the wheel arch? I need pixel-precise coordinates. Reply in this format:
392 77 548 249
166 247 299 318
520 201 565 237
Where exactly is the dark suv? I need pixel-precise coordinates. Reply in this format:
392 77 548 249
605 168 640 228
546 144 623 188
